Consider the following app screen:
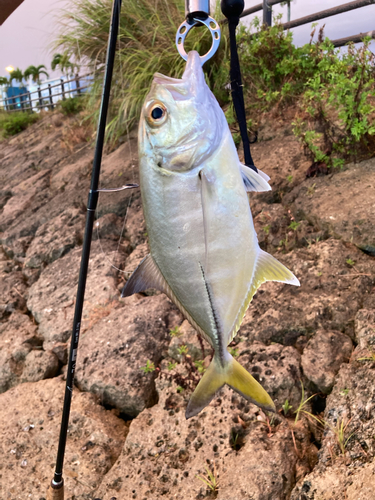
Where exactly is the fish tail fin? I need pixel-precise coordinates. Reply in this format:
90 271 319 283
185 353 275 419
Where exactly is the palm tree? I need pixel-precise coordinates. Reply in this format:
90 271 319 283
8 68 24 87
51 53 78 76
24 65 49 85
0 76 8 87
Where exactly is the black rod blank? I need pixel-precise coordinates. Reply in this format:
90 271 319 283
48 0 123 494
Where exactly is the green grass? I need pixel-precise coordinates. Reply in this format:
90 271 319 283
0 111 40 138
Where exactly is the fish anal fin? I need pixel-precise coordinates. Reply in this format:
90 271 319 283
240 163 271 192
228 250 300 344
255 249 300 286
121 254 167 297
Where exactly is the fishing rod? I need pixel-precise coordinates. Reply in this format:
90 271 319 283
46 1 139 498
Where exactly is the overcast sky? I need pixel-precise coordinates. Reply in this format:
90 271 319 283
0 0 374 81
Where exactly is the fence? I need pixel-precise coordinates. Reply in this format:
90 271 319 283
0 73 91 113
238 0 375 47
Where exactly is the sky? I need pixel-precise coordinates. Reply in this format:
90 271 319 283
0 0 374 82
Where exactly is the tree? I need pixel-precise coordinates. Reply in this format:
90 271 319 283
0 76 8 87
8 68 24 87
51 53 78 76
24 65 49 85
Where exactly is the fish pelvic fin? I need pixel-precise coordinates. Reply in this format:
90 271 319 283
228 250 300 345
240 163 271 192
186 353 275 419
121 254 166 297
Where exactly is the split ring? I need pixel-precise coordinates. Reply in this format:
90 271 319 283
176 16 221 66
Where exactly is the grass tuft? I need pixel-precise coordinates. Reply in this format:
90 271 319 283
53 0 228 143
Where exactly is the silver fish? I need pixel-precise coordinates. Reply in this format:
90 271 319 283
122 51 299 419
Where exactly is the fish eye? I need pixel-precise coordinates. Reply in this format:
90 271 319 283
151 107 164 119
146 101 167 127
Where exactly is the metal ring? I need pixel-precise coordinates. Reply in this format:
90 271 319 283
176 16 221 66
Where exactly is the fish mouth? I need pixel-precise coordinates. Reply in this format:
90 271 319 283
152 51 205 102
153 74 189 102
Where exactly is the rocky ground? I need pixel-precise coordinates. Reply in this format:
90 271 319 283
0 110 374 500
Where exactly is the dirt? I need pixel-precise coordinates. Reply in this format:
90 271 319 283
0 110 374 499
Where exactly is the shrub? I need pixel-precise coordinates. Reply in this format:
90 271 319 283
0 112 40 137
59 96 84 115
237 17 324 113
293 38 375 168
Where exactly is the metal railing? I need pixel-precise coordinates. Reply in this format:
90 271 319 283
0 73 92 113
236 0 375 47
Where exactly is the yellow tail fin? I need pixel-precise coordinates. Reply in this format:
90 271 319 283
185 354 275 419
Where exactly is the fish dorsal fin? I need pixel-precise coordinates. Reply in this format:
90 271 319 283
227 250 300 344
122 254 213 346
240 164 271 192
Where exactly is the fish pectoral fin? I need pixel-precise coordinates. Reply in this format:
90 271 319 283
255 249 300 286
186 354 275 419
240 163 271 192
121 254 168 297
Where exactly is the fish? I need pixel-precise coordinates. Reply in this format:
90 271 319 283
122 50 300 419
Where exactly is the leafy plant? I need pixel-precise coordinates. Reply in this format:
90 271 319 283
177 344 188 355
176 385 184 393
194 360 206 373
228 347 239 358
289 221 300 231
346 258 355 267
282 399 293 416
167 361 177 371
169 326 182 338
196 464 219 493
140 359 155 373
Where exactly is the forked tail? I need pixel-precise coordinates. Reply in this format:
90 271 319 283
185 352 275 419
